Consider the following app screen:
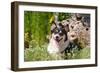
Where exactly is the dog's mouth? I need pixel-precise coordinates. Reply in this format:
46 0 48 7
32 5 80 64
55 38 63 43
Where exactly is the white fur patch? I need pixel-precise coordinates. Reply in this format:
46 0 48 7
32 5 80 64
47 37 69 54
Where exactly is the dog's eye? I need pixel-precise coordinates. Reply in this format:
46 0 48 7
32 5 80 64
86 28 89 31
76 22 80 24
66 24 69 26
53 29 59 33
59 32 63 36
55 29 59 32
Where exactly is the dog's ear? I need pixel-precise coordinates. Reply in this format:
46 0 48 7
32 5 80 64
58 22 65 28
51 21 55 24
51 21 56 33
75 14 82 21
61 20 70 32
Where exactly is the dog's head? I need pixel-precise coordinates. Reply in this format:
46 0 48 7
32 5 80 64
68 14 83 42
69 20 84 32
51 21 68 43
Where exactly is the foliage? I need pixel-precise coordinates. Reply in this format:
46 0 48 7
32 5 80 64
24 46 90 61
24 11 53 47
58 13 71 21
24 44 61 61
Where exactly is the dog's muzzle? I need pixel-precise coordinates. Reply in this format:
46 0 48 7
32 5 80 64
55 36 63 42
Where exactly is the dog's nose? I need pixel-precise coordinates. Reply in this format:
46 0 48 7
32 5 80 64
66 24 69 27
56 36 59 39
71 26 74 29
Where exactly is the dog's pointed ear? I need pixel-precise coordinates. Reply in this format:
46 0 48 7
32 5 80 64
58 22 65 28
75 14 82 21
51 21 56 33
51 21 55 24
52 21 58 27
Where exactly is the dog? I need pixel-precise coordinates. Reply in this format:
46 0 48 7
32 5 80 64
63 14 90 57
47 21 69 56
67 14 90 50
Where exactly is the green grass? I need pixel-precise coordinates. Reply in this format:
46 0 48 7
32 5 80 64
24 44 56 61
24 44 90 61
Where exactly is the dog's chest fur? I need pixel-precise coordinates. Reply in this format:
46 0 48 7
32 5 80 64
47 38 69 54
